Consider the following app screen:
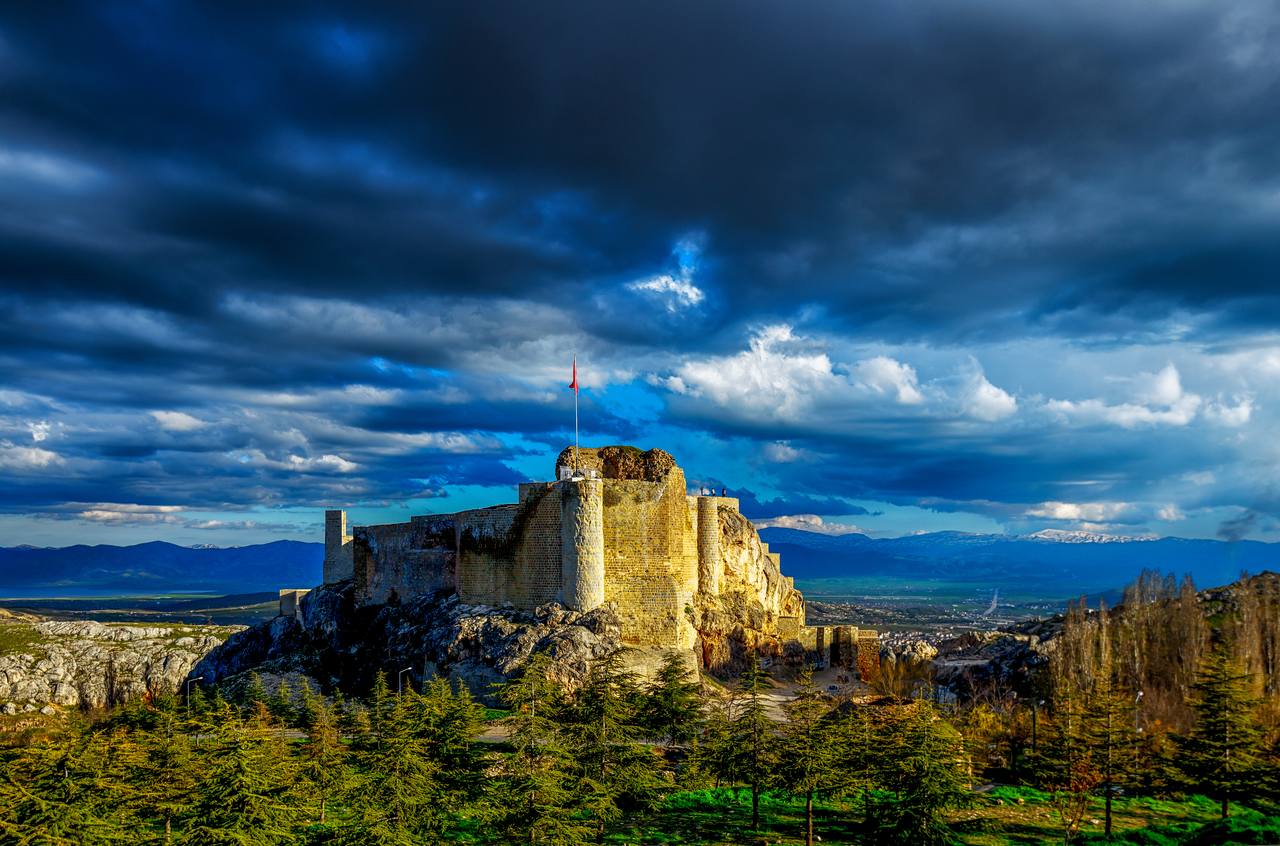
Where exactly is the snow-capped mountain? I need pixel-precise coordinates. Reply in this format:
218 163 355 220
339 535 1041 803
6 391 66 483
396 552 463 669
1024 529 1156 544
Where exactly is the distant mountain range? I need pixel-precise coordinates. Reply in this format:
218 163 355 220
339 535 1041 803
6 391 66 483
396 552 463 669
3 528 1278 600
759 528 1280 596
0 541 322 595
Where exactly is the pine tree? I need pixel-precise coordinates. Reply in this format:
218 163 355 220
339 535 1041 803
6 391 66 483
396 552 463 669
492 652 592 845
343 686 446 845
241 672 268 717
691 700 736 789
732 655 777 831
0 724 125 844
1173 644 1264 819
409 677 487 811
132 709 200 843
298 695 348 826
638 651 703 747
1081 676 1140 837
774 668 838 846
562 649 664 844
870 704 969 846
179 709 301 845
267 677 296 727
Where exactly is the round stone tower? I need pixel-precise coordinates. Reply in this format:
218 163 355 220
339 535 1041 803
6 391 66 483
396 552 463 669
696 496 721 596
559 477 605 611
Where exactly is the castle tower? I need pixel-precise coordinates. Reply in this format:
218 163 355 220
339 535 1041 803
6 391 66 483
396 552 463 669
559 477 605 611
323 509 354 583
696 496 721 596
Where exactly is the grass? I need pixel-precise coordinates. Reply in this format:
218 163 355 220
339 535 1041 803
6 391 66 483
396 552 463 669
589 785 1278 845
950 785 1275 846
0 623 45 656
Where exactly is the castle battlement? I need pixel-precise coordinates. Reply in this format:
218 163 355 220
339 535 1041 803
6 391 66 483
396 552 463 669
322 446 809 656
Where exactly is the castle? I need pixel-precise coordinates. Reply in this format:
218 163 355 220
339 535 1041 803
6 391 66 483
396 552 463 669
314 445 875 672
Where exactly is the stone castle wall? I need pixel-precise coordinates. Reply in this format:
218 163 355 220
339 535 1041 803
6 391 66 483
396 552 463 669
330 446 811 662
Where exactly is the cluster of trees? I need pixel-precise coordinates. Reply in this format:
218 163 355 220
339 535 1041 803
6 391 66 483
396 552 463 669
6 571 1276 844
0 651 970 845
952 570 1280 842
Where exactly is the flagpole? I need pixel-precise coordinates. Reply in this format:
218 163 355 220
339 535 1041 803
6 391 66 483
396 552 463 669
573 355 579 472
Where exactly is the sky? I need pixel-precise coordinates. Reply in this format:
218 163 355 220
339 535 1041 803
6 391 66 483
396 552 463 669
2 0 1280 547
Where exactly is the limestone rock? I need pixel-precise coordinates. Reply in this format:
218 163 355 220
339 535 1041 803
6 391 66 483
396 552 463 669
555 445 676 482
0 620 237 710
194 581 625 703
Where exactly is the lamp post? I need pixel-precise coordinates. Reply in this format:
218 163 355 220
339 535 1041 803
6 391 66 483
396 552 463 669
186 676 204 718
398 666 413 695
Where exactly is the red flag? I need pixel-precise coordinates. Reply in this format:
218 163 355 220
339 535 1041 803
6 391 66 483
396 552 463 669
570 357 578 393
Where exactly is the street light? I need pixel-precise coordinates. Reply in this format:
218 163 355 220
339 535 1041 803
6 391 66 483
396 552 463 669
398 666 413 695
186 676 204 718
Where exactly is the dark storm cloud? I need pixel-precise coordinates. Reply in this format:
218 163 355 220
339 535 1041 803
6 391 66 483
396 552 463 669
2 1 1278 539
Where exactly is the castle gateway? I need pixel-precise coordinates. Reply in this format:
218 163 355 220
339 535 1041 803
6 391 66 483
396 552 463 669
322 446 839 666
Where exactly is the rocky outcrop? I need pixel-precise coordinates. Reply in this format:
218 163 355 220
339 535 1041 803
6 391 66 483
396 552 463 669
0 620 236 712
694 507 807 674
555 445 676 482
193 580 624 702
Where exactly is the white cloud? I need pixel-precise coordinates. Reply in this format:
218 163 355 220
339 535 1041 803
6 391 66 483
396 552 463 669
1157 504 1186 521
763 441 808 462
1204 396 1253 427
0 440 62 470
852 356 924 405
28 421 51 442
1026 501 1133 521
75 503 185 525
233 450 359 474
664 324 837 419
753 514 864 535
150 410 208 432
627 274 705 311
961 368 1018 421
1044 364 1201 428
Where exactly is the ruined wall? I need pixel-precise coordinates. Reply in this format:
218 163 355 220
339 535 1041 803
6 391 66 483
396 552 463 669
453 506 520 605
601 469 699 649
354 518 457 605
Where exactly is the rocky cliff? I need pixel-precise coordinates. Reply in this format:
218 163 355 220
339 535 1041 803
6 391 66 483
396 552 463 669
0 618 238 713
694 507 807 673
193 580 624 702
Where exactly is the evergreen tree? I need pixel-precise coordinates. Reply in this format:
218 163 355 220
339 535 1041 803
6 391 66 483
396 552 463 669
0 725 125 844
241 672 268 717
179 709 301 845
637 651 703 747
409 677 487 810
562 649 664 843
491 652 591 845
870 704 969 846
691 700 736 789
1081 676 1140 837
131 709 200 843
267 677 296 727
774 668 838 846
342 687 446 845
1173 644 1264 819
731 655 776 831
298 696 348 826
